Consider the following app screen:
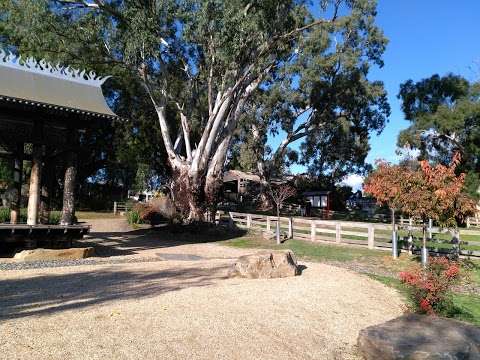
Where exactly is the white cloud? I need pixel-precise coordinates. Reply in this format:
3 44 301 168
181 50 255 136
339 174 364 192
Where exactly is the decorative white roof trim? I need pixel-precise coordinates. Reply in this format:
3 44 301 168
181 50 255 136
0 49 111 87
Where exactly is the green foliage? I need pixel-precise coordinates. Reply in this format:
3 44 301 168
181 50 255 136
0 0 170 194
1 0 389 188
0 208 62 224
133 163 153 192
0 159 12 188
47 211 62 225
397 74 480 197
229 0 390 181
1 0 391 214
0 207 9 223
126 209 142 225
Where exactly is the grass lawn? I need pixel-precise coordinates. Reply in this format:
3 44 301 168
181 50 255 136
223 233 480 326
76 211 122 219
226 235 385 262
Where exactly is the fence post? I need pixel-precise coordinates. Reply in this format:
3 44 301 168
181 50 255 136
310 220 316 241
247 214 252 228
368 224 375 249
267 216 271 231
228 212 234 228
450 229 461 259
113 201 117 215
288 217 293 239
400 215 403 226
428 218 433 240
466 217 471 228
335 222 341 243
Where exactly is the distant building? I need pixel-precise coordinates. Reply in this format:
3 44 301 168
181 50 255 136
222 170 261 202
302 190 332 210
347 191 377 214
127 190 156 203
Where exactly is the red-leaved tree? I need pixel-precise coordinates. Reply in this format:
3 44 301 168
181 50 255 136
363 161 408 257
364 153 476 264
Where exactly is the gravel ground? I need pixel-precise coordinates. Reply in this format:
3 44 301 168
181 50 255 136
0 219 405 359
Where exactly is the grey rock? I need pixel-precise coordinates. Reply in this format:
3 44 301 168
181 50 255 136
357 314 480 359
230 250 300 279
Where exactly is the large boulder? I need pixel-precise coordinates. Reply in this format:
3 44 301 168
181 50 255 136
357 314 480 359
230 250 300 279
14 247 95 261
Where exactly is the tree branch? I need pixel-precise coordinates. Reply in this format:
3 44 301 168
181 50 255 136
175 102 193 162
139 65 181 167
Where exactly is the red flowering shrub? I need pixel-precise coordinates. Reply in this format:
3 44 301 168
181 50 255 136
399 257 461 315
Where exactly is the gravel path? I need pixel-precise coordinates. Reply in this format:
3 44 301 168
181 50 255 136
0 219 405 359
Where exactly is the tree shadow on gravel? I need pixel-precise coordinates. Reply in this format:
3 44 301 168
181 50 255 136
0 263 231 320
77 225 247 257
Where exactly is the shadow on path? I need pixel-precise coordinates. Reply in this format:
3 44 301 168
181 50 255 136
79 225 247 257
0 262 230 321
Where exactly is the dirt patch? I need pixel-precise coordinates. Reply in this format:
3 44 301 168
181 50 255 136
0 242 404 360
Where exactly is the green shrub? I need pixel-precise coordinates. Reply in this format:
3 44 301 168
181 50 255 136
19 208 28 223
126 209 142 225
48 211 62 225
0 207 9 223
0 208 69 225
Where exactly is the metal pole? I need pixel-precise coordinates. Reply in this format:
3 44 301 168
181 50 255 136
421 223 428 267
391 208 398 259
428 218 433 240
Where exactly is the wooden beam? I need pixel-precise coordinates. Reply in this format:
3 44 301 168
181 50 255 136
10 143 23 224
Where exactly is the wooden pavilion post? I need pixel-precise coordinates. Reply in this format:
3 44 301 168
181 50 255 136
60 129 78 225
10 143 23 224
40 149 54 224
27 121 44 225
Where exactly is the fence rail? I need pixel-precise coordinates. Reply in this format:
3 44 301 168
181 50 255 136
225 211 480 258
467 217 480 228
113 202 130 215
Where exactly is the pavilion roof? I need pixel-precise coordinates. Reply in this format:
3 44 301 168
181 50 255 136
0 49 117 119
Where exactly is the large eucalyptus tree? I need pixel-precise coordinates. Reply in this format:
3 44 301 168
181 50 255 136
1 0 389 221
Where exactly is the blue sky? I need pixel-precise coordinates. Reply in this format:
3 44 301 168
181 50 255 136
367 0 480 164
274 0 480 186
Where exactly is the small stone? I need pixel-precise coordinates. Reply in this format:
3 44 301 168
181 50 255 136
357 314 480 359
229 250 300 279
13 247 95 261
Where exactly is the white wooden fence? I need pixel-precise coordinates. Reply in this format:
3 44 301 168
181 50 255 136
225 211 480 257
227 211 392 251
113 202 130 215
466 216 480 228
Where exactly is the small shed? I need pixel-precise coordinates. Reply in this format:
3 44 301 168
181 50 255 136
303 190 332 210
